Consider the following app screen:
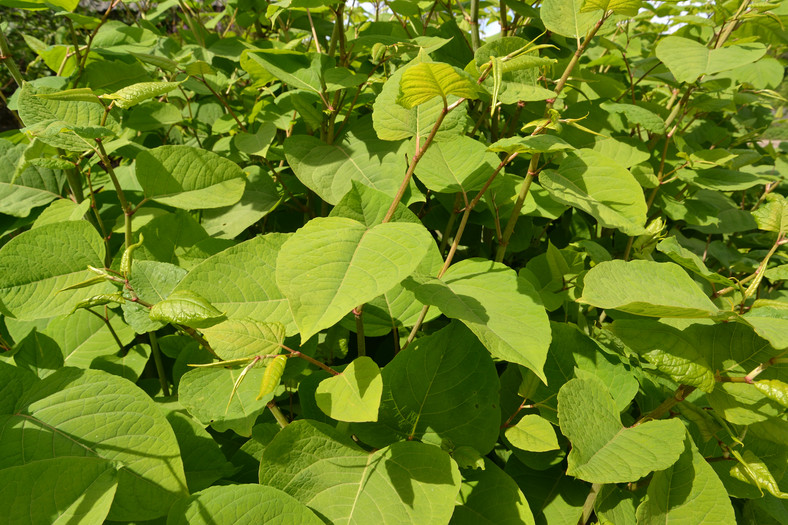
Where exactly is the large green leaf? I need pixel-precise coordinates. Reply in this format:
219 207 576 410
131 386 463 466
742 307 788 350
636 434 735 524
135 145 246 209
258 420 461 524
175 233 296 334
178 365 271 437
397 61 479 108
1 368 187 521
372 57 469 141
532 323 639 424
121 260 187 334
352 322 501 453
540 0 602 38
657 236 736 287
558 377 685 483
451 458 536 525
167 484 324 525
580 0 640 15
579 260 719 318
540 149 647 235
201 319 285 361
276 217 433 342
0 141 64 218
315 356 383 422
609 320 716 392
415 135 500 193
242 50 331 94
656 37 767 83
285 120 408 205
0 456 118 525
0 221 110 320
506 414 560 453
407 258 551 380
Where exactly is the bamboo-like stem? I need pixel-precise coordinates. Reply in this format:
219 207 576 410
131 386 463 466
281 344 340 375
354 305 366 357
0 25 23 87
469 0 480 50
495 160 535 262
578 483 602 525
95 139 133 249
150 331 171 396
268 402 289 427
635 384 696 424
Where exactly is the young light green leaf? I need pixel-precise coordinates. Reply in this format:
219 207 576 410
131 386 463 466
753 380 788 408
505 414 561 452
636 434 736 524
579 260 719 318
487 135 574 155
275 217 432 343
258 420 461 523
35 87 103 104
119 233 144 278
752 194 788 234
167 485 324 525
149 289 225 329
397 62 479 108
730 449 788 499
0 221 110 320
315 356 382 422
71 292 126 313
135 145 246 209
201 319 285 361
540 150 647 235
103 81 182 109
558 377 685 483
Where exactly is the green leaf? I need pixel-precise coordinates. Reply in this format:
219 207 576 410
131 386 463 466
201 319 285 361
135 145 246 209
580 0 640 15
1 368 187 521
373 57 469 141
415 135 501 193
540 0 602 38
0 221 110 320
258 420 461 524
752 194 788 234
741 307 788 350
284 120 409 205
315 356 383 422
451 458 536 525
32 198 91 228
753 380 788 408
656 37 767 83
731 449 788 499
352 322 501 454
609 320 716 393
397 61 479 108
276 217 432 342
487 135 574 155
175 233 297 334
657 236 736 287
636 433 735 524
242 50 331 94
149 289 226 329
406 258 551 380
122 260 187 334
579 260 719 318
0 141 64 218
0 457 118 525
540 149 647 235
178 365 271 437
505 414 561 452
558 377 685 483
600 102 665 133
167 484 324 525
104 81 182 109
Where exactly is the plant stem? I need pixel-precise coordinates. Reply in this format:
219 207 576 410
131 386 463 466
354 305 366 357
268 401 289 427
469 0 481 50
579 483 602 525
281 344 340 375
0 25 24 87
85 308 125 352
636 384 696 424
149 331 170 396
95 139 133 249
495 158 533 262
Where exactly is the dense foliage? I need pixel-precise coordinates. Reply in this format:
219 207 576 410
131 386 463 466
1 0 787 523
